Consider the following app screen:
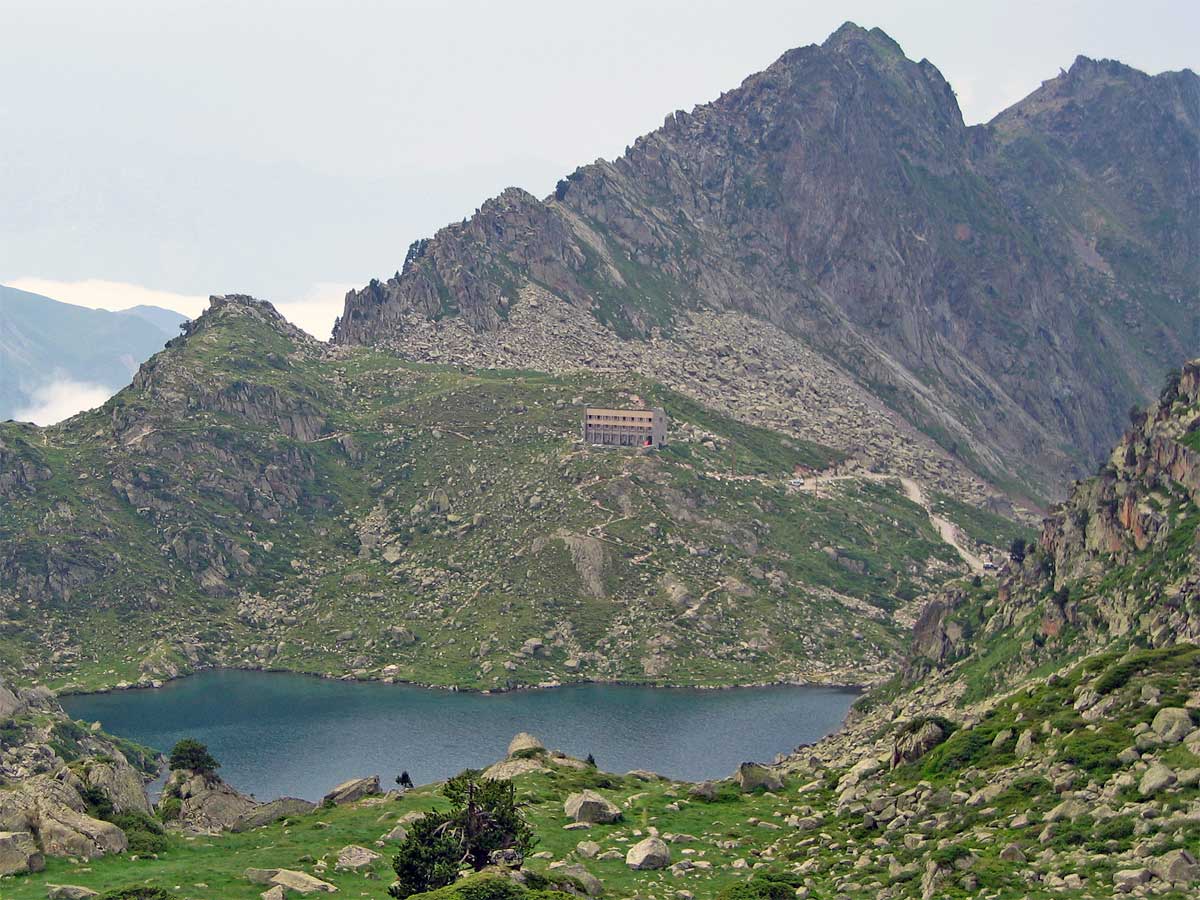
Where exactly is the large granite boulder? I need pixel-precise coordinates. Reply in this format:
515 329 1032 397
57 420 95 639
564 790 621 824
37 801 127 858
231 797 317 832
483 757 548 781
891 719 948 768
1152 848 1198 884
625 836 670 870
336 844 381 870
735 762 783 792
269 869 339 893
1151 707 1195 743
322 775 380 805
0 677 25 719
548 860 603 896
46 887 100 900
0 830 44 875
1139 763 1177 796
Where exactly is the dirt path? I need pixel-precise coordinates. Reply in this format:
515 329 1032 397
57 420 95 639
898 477 985 574
792 469 984 574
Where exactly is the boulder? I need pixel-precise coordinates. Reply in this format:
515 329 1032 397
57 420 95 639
232 797 317 832
564 790 621 824
246 867 281 884
1151 707 1194 743
47 887 101 900
0 831 44 875
507 732 545 756
549 860 603 895
381 823 409 843
1139 763 1177 796
891 720 947 767
269 869 339 893
483 757 547 780
322 776 380 805
336 844 381 870
625 836 671 870
687 781 716 801
734 762 783 793
37 803 127 859
0 678 24 719
166 771 259 833
261 888 287 900
1045 798 1088 823
1014 729 1035 759
998 843 1025 862
576 840 600 858
1152 848 1198 884
1113 868 1151 893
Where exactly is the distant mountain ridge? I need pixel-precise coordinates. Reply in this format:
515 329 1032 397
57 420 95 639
334 23 1199 503
0 284 185 421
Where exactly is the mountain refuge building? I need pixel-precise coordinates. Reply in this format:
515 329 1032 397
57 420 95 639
582 407 667 448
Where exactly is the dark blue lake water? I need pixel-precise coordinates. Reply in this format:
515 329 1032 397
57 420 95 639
63 671 857 801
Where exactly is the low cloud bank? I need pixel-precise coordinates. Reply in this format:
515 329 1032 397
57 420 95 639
14 379 115 426
6 277 354 341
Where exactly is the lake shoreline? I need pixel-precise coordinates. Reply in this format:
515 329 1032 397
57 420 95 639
62 670 864 794
53 661 871 699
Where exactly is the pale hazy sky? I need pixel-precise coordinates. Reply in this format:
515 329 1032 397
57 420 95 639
2 0 1196 338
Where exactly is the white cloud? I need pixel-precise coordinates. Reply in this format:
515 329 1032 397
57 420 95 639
5 277 210 318
14 378 114 426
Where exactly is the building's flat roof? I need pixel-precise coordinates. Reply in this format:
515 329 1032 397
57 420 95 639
584 407 660 416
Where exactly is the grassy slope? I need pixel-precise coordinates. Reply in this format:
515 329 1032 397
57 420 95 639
0 302 984 693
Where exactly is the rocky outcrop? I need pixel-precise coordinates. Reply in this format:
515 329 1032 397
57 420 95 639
0 775 126 860
230 797 317 832
322 775 380 806
0 830 43 875
162 770 259 833
507 732 545 756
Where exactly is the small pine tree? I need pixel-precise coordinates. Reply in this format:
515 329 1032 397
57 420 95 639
396 770 414 789
1009 537 1027 564
389 770 536 897
168 738 220 777
585 753 596 767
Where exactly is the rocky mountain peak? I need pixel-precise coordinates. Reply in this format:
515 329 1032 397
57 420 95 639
333 24 1196 503
182 294 315 346
820 21 904 57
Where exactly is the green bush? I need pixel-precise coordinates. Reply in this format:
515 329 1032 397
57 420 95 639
403 874 573 900
99 889 180 900
717 873 805 900
81 783 115 820
157 797 182 822
1059 725 1128 776
114 810 169 855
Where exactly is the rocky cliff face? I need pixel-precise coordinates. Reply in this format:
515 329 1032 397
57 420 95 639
901 361 1200 699
334 24 1199 501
